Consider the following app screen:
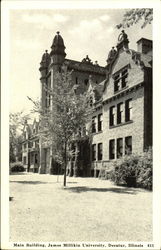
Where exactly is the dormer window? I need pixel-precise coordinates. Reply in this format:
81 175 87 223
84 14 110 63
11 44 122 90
114 74 120 92
113 66 129 93
121 68 128 88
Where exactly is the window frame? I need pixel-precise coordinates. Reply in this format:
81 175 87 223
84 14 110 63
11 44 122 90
113 65 129 93
109 106 115 127
125 99 132 122
92 116 97 133
98 143 103 161
98 113 103 132
117 138 123 158
109 139 115 160
117 102 123 124
92 144 96 161
125 136 132 155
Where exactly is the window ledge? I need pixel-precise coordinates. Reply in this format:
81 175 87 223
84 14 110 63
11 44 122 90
109 120 133 129
92 130 103 135
114 85 129 94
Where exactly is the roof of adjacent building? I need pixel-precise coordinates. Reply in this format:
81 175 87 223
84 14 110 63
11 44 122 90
64 58 106 75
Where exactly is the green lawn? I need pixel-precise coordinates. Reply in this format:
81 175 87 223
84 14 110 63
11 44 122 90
10 173 152 242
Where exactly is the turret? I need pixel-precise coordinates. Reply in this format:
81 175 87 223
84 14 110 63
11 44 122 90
39 50 50 110
39 50 50 78
50 31 66 67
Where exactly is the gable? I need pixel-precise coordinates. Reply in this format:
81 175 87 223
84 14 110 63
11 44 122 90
103 50 144 101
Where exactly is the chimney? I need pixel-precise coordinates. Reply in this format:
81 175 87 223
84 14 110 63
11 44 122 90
137 38 152 54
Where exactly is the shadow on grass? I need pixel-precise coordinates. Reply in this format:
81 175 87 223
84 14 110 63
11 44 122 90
10 172 28 175
10 181 48 185
65 186 138 194
67 182 77 184
10 180 78 185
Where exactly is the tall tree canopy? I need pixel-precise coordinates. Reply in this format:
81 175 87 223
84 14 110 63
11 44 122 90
116 8 153 29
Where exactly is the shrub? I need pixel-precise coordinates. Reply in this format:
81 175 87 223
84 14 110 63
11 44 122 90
10 162 25 172
136 148 152 190
109 148 152 190
99 166 114 180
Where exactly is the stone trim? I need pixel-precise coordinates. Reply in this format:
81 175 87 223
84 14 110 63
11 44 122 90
102 82 144 105
109 120 133 129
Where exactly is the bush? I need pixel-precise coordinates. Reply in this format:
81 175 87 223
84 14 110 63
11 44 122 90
109 148 152 190
99 166 114 180
10 162 25 172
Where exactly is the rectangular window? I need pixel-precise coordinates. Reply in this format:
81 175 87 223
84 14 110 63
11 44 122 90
125 99 132 122
121 69 128 88
92 116 96 133
114 74 120 92
125 136 132 155
109 106 115 126
98 114 103 131
114 67 128 93
35 154 38 164
98 143 103 161
92 144 96 161
109 139 115 159
117 138 123 158
76 77 78 85
117 102 123 124
23 156 26 165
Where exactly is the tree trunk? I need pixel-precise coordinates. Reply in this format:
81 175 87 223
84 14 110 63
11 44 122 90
63 141 67 187
74 141 79 177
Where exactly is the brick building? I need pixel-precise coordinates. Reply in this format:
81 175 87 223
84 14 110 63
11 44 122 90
90 32 152 177
23 30 152 176
38 31 106 174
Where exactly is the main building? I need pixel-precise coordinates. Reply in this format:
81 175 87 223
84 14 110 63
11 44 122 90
21 31 152 177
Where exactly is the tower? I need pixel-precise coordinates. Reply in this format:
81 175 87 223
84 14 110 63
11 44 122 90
39 50 50 110
50 31 66 72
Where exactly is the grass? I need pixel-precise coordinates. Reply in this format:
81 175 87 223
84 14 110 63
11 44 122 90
10 173 152 242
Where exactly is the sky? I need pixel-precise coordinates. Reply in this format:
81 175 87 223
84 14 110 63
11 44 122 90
9 8 152 116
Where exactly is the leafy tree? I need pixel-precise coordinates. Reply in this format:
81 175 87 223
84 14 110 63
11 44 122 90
116 8 153 29
9 111 30 163
32 68 92 186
